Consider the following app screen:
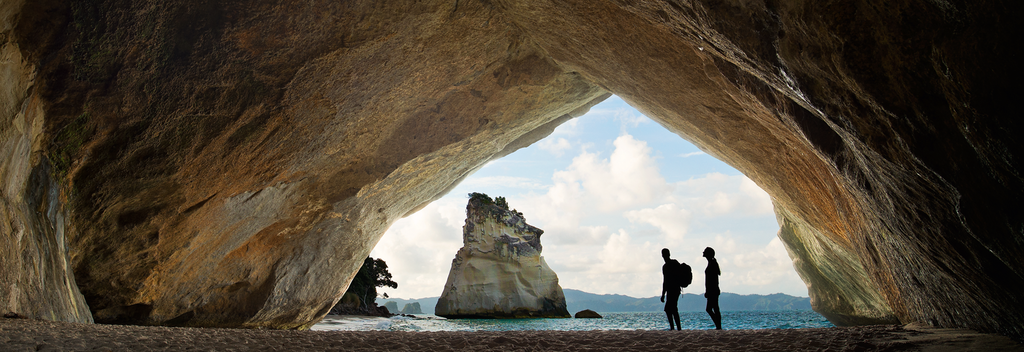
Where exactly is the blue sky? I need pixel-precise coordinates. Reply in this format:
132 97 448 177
371 96 808 299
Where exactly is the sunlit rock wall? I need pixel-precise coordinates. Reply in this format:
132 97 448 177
1 0 1021 339
0 0 92 323
1 0 605 328
775 205 897 326
435 195 570 319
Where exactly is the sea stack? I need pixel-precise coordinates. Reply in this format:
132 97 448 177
435 193 570 318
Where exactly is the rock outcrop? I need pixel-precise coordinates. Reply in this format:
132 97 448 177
435 194 570 319
1 0 1022 340
383 302 399 315
574 310 602 319
400 303 422 315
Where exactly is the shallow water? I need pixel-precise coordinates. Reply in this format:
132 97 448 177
312 311 834 332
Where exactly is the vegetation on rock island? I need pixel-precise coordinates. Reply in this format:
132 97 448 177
329 257 398 316
468 192 523 219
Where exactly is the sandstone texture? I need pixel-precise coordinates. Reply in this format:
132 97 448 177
0 0 92 323
1 0 1022 340
435 194 570 319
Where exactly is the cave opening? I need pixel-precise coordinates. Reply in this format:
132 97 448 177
368 95 806 304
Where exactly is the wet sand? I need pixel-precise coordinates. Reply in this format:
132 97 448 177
1 318 1020 351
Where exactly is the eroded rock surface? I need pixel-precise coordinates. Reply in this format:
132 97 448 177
0 0 92 323
435 194 570 319
1 0 1022 339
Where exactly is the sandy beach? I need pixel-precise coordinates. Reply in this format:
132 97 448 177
1 317 1020 351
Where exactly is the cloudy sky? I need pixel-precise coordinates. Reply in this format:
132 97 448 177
370 96 807 300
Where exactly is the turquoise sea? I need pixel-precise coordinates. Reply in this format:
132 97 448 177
312 311 834 332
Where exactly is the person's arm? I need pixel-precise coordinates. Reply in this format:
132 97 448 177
661 265 667 302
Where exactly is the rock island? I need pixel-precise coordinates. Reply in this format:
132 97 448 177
435 193 570 318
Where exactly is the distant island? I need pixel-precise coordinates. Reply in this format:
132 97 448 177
379 289 812 316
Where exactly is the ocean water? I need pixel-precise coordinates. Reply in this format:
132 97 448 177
311 311 834 332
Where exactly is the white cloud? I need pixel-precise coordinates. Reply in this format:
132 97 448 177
680 151 706 158
542 225 610 246
546 229 663 296
712 234 738 254
672 173 774 218
615 109 647 130
624 204 692 242
740 177 774 215
538 137 572 157
727 237 802 291
585 103 648 131
550 134 670 212
461 176 548 191
597 230 654 274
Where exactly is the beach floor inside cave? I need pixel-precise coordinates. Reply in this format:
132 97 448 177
2 318 1021 351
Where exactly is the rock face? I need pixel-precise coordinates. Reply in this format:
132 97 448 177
0 0 92 323
1 0 1022 340
435 194 570 319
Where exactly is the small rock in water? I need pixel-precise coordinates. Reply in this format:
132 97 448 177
574 309 602 318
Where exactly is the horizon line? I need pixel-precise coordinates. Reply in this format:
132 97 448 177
380 288 811 301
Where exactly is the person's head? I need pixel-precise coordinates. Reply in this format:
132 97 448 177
662 248 671 260
703 247 715 259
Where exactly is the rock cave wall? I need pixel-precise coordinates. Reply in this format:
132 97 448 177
1 0 1021 339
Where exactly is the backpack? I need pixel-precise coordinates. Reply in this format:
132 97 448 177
678 262 692 288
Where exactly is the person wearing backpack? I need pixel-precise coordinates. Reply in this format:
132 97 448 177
703 247 723 330
660 248 691 330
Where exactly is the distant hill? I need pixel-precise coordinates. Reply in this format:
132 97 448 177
377 290 810 316
561 289 812 314
377 297 440 315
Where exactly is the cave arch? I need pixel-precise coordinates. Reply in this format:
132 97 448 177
371 95 806 303
2 0 1021 340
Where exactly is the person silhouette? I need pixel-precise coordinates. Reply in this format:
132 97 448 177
660 248 682 330
703 247 722 330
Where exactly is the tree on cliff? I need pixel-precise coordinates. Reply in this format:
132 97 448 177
345 257 398 310
469 192 523 217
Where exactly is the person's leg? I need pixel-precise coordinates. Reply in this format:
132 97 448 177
708 295 722 330
665 303 675 330
666 292 680 330
706 296 717 329
670 292 681 330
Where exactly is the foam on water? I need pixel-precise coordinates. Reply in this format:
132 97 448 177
312 311 834 332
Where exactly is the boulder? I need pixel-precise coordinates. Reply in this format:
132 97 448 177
435 194 570 318
574 310 602 319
